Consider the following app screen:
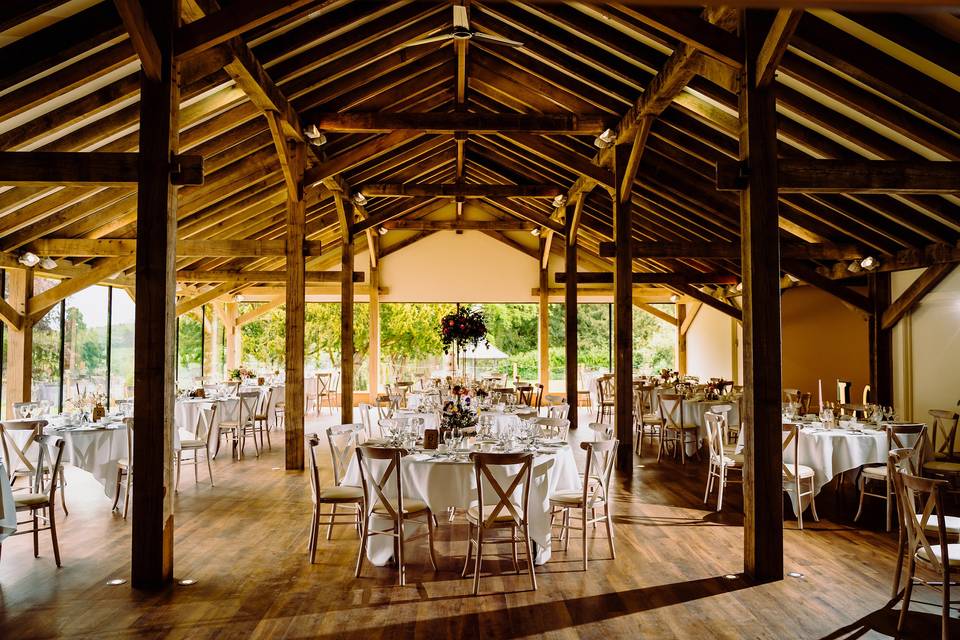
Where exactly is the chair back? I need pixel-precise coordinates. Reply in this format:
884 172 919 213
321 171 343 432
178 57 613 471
704 412 726 464
887 423 925 455
31 435 65 503
530 417 569 441
12 402 41 419
326 423 364 486
307 435 323 505
781 423 803 482
516 385 533 406
597 375 614 405
798 392 812 415
889 461 950 576
837 379 851 404
469 451 533 529
356 445 408 521
198 404 218 448
928 409 958 460
238 391 260 425
0 419 47 476
532 384 544 410
587 421 614 441
580 440 618 509
257 387 274 418
639 385 657 415
357 403 374 438
116 399 134 416
659 394 684 429
547 403 570 420
331 370 341 394
784 389 800 404
124 417 134 469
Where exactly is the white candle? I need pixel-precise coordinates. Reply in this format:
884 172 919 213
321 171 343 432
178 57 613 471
818 378 823 411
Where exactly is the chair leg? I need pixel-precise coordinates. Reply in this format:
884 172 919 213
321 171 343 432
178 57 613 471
265 422 271 450
523 524 537 591
308 507 319 564
897 559 915 636
49 505 61 567
58 469 68 516
32 511 39 557
461 522 473 578
942 564 950 640
206 450 214 486
605 503 615 559
355 514 368 578
426 512 438 572
511 524 519 573
884 478 892 533
809 482 820 522
704 465 713 504
396 517 406 587
892 526 906 599
175 453 182 492
472 528 483 595
123 470 132 520
563 509 571 551
326 504 337 541
582 507 588 571
853 475 866 523
717 468 726 512
111 468 123 511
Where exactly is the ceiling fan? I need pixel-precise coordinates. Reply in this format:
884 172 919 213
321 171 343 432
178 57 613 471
404 5 523 48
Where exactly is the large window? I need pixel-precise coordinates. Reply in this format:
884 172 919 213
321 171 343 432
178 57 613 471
177 312 203 383
31 278 62 410
380 303 454 385
63 286 109 408
110 288 135 405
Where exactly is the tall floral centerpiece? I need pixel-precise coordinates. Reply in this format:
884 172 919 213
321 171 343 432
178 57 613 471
439 305 489 375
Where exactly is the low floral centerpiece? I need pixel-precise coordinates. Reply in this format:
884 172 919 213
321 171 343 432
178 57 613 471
442 385 478 432
228 366 255 381
657 369 680 386
67 388 107 421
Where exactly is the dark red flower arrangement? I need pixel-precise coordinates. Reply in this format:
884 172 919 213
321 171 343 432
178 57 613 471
439 306 489 354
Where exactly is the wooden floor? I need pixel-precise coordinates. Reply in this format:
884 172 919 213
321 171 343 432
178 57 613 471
1 411 956 639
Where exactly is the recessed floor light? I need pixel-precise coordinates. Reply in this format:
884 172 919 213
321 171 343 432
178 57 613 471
178 578 198 586
272 467 281 471
635 464 645 468
106 578 126 586
787 571 804 579
723 574 738 580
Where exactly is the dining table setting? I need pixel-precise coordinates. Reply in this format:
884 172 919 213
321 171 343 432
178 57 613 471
174 383 283 453
342 417 580 566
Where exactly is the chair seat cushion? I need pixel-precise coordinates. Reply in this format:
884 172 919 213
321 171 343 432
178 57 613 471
716 453 743 467
549 490 593 507
319 485 364 502
117 458 130 468
783 464 815 479
924 461 960 473
918 514 960 535
180 439 205 448
861 465 887 479
917 543 960 567
15 493 48 508
371 498 428 515
641 414 662 425
467 503 523 523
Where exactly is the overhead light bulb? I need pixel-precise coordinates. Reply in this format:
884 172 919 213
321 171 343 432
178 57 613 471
860 256 877 270
352 192 367 206
378 226 388 235
40 257 57 270
303 124 327 146
669 294 679 302
735 282 743 292
593 128 616 149
530 228 541 237
18 251 40 267
551 194 567 208
847 260 862 273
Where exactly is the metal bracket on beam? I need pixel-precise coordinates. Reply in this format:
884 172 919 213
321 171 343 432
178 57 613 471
715 160 750 191
171 154 205 185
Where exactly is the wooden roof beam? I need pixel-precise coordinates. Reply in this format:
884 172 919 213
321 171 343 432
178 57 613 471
309 112 608 135
358 183 563 199
476 199 565 235
113 0 161 82
755 9 802 88
175 270 365 284
304 131 423 189
598 241 864 260
881 263 957 330
718 160 960 194
556 272 739 285
382 220 535 232
0 152 203 186
819 242 960 279
782 260 871 313
24 238 322 257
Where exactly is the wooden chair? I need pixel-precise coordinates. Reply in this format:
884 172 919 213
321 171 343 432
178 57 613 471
357 403 374 439
550 440 617 570
587 422 614 441
111 418 135 519
836 379 852 404
355 445 437 586
463 451 536 594
252 387 274 451
635 385 662 455
576 368 592 409
926 409 959 463
218 391 260 459
491 387 516 405
532 383 544 411
314 373 334 415
782 423 819 529
798 392 812 416
854 423 925 531
703 412 742 512
0 419 68 515
890 466 957 640
547 403 570 420
12 402 41 418
375 393 397 420
306 430 365 563
596 374 614 423
10 435 65 566
516 385 534 406
176 404 217 490
274 400 285 431
658 394 698 464
529 417 570 441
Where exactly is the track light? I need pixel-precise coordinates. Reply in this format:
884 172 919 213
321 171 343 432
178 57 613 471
352 192 367 206
786 273 799 283
594 128 616 149
551 194 567 208
530 228 541 237
735 282 743 292
847 260 862 273
669 294 679 302
40 257 57 270
303 125 327 146
378 226 388 235
18 251 40 267
860 256 877 270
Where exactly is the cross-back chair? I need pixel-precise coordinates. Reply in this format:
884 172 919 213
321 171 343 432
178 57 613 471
550 440 617 570
1 419 67 515
529 417 570 441
306 431 365 563
923 410 960 489
176 404 217 490
357 403 374 439
546 403 570 420
111 418 134 518
217 391 260 459
703 412 742 512
782 423 819 529
355 445 436 585
658 394 698 464
10 434 65 566
252 386 274 451
463 451 536 594
890 465 957 640
854 423 925 531
635 385 662 455
596 374 614 423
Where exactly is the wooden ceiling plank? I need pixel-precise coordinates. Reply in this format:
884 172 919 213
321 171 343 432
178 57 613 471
755 9 803 88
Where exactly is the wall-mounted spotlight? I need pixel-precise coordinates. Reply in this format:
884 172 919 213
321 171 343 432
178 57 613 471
860 256 877 270
551 194 567 208
593 128 616 149
303 124 327 146
530 228 541 237
378 226 388 235
18 251 40 267
351 192 368 206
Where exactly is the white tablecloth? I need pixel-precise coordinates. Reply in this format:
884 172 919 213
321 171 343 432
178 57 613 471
176 386 283 443
52 425 130 500
0 463 15 542
342 445 581 566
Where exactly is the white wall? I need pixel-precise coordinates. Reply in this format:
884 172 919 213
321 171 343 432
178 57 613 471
892 268 960 423
685 305 740 381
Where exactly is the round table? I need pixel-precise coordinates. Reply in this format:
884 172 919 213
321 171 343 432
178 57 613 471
342 444 580 566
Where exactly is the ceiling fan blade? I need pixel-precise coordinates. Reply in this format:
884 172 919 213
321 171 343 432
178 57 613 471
453 5 470 30
471 32 523 47
404 33 455 47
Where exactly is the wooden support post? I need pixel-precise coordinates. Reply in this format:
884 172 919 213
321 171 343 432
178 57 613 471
368 247 380 400
676 304 687 375
223 302 240 370
740 10 784 584
5 269 33 419
868 272 893 405
613 144 634 470
341 220 355 423
284 142 306 471
131 0 178 590
538 238 550 392
564 212 578 429
731 317 740 386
